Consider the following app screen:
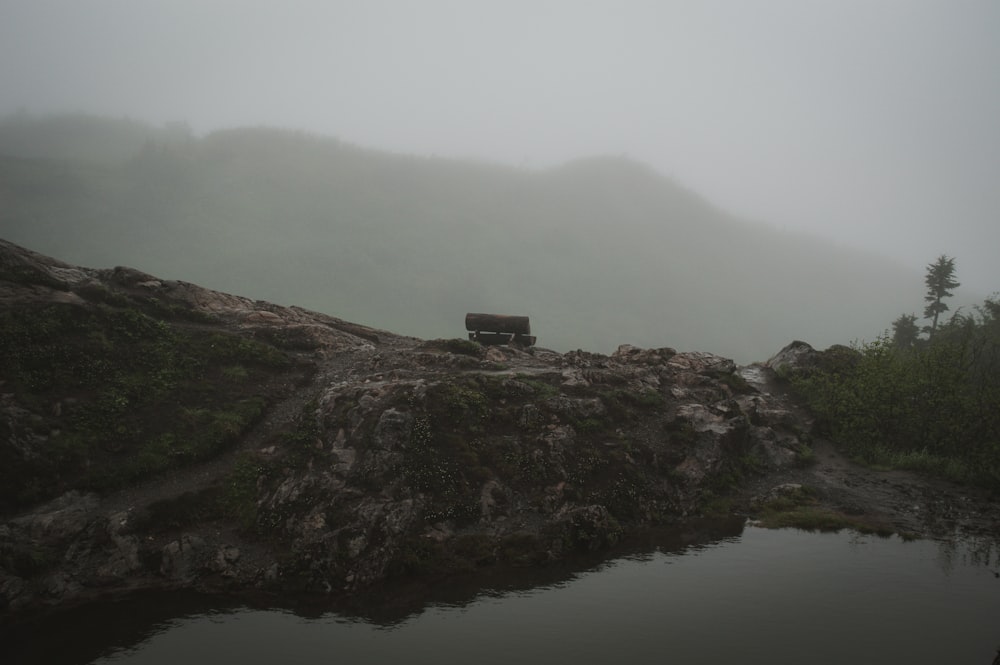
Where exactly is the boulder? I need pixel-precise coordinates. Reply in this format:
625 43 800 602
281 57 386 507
766 340 820 375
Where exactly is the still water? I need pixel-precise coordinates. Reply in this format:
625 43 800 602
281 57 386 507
4 524 999 665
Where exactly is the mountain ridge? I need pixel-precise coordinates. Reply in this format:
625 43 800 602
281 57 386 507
0 112 929 363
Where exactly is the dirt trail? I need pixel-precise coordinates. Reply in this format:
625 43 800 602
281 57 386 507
98 340 376 517
738 364 1000 542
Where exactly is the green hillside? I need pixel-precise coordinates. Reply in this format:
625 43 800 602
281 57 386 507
0 113 925 362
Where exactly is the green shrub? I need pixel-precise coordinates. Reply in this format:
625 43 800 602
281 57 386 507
790 322 1000 488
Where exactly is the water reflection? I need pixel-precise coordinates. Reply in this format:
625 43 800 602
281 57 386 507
264 516 747 626
934 534 999 576
3 520 999 665
0 591 235 665
0 517 744 664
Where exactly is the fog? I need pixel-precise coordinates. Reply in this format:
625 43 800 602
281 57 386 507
2 0 999 293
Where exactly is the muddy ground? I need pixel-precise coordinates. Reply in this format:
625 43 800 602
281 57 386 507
736 364 1000 544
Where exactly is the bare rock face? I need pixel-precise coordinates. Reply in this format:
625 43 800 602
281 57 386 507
8 492 99 543
0 237 388 354
766 340 820 375
1 492 117 610
160 535 208 582
0 239 816 616
223 341 816 595
96 512 141 581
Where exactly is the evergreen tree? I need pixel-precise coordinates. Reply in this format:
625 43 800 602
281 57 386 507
891 313 920 349
923 255 960 338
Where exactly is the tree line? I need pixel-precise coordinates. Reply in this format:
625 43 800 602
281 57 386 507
789 255 1000 487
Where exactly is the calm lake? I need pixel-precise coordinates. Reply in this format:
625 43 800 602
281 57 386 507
4 522 999 665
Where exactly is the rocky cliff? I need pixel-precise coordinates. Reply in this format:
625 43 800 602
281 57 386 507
0 239 819 617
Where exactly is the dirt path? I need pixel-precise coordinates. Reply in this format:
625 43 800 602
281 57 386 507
100 371 310 515
98 343 366 517
95 327 436 514
738 364 1000 542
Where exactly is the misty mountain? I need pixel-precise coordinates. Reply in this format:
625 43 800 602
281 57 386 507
0 111 192 165
0 113 925 362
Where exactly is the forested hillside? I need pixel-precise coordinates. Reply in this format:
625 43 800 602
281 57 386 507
0 113 930 362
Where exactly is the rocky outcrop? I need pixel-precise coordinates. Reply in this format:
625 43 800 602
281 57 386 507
766 339 860 378
0 238 388 354
0 239 816 618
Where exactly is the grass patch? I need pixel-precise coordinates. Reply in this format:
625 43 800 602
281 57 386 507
793 442 817 467
221 454 274 531
701 495 737 518
752 485 894 536
0 300 301 512
515 376 560 399
573 417 608 434
850 446 976 484
755 506 894 536
273 398 323 469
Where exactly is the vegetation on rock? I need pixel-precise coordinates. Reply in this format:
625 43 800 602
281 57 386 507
0 267 306 513
783 257 1000 488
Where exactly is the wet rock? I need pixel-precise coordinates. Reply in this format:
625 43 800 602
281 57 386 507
748 426 800 469
109 265 160 288
358 407 412 482
612 344 677 364
674 403 731 436
245 310 284 325
671 407 750 484
95 512 141 581
484 346 507 363
422 522 454 543
668 351 737 377
479 480 512 523
750 483 806 510
0 572 27 611
373 408 413 451
42 572 79 599
210 546 242 577
766 340 819 375
10 491 99 542
1 394 49 461
518 403 542 428
160 534 208 582
560 368 590 387
549 505 622 554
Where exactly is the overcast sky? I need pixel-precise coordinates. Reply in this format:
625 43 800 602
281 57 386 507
2 0 998 293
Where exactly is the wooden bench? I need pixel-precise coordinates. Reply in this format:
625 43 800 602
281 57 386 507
466 313 536 347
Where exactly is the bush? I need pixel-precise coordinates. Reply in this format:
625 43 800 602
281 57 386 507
790 313 1000 487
